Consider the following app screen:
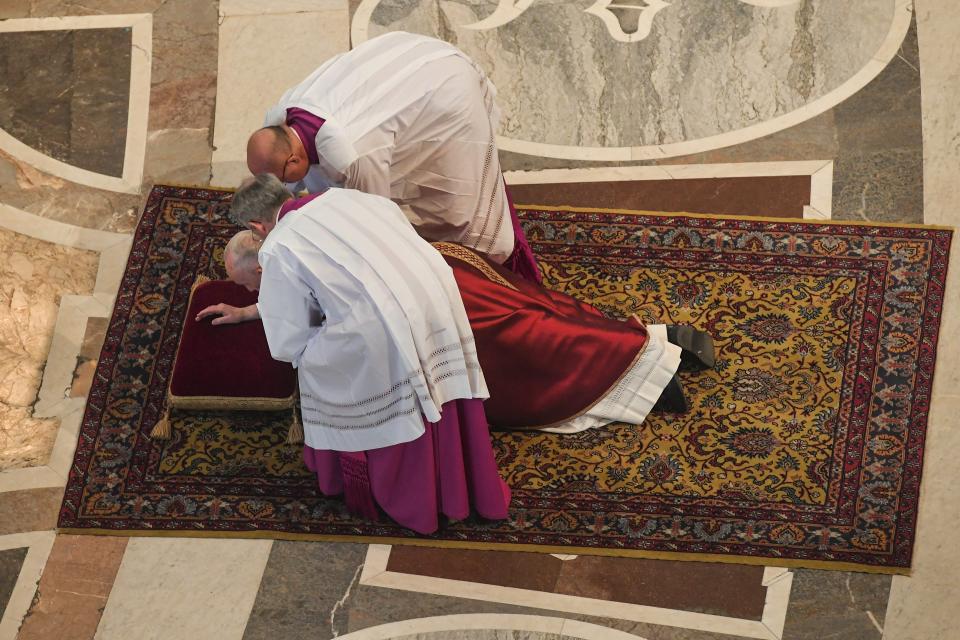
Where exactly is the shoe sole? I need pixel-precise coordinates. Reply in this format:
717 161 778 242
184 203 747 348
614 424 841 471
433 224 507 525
669 325 715 371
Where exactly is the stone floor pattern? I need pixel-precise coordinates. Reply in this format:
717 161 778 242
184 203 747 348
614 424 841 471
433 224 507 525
0 1 958 639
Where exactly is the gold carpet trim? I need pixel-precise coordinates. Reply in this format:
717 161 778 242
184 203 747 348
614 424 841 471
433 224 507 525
58 526 910 575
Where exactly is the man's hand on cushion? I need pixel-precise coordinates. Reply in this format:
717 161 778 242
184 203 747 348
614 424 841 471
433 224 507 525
195 303 260 325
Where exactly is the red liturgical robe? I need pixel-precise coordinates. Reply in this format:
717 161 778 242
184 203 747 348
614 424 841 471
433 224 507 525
433 243 649 429
273 198 667 433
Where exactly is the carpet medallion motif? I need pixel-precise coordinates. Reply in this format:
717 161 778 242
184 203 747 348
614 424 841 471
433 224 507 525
59 187 951 572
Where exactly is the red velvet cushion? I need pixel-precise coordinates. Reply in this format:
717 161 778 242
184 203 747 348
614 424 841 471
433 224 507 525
169 280 296 399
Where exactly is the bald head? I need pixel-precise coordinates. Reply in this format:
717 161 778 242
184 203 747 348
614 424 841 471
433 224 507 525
246 126 292 176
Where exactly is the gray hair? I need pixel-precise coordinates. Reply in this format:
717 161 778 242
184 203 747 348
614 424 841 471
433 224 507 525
229 173 291 227
224 230 261 274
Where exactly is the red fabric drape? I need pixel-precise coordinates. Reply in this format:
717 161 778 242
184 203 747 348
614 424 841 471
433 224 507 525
437 245 648 428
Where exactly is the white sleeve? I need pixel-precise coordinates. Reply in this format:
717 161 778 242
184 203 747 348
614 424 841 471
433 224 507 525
256 253 324 368
343 145 393 199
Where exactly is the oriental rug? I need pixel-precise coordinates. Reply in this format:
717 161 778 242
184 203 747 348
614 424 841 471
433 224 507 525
59 185 952 573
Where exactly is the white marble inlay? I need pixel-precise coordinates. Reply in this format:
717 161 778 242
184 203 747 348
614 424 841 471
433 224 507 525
336 613 648 640
210 0 351 188
94 537 273 640
884 1 960 634
354 0 912 161
361 545 794 640
0 14 152 194
465 0 804 39
0 531 55 640
739 0 804 6
220 0 346 15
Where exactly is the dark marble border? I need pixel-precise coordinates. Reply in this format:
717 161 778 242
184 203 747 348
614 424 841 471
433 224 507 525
508 176 810 218
0 547 28 621
386 547 767 620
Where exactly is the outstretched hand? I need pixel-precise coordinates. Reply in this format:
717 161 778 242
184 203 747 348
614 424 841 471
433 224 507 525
196 303 253 326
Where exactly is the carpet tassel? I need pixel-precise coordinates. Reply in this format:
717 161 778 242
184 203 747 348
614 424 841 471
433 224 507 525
287 408 304 445
150 409 172 440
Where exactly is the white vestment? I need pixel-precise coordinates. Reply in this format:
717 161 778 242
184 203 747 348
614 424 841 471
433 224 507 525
264 31 515 264
545 325 681 434
257 188 488 452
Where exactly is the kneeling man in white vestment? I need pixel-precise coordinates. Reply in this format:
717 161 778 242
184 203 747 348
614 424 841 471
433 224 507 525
246 30 540 282
221 175 511 534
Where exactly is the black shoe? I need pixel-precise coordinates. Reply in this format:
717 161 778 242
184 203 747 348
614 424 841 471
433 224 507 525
653 375 689 413
666 325 715 371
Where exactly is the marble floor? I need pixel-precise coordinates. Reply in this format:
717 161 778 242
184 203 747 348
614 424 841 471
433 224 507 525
0 0 957 638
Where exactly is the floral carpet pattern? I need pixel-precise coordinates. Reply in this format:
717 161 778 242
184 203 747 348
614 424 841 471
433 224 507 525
59 187 952 571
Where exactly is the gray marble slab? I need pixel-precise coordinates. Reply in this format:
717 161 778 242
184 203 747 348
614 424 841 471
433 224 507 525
242 541 367 640
830 18 923 223
781 569 890 640
364 0 898 150
0 547 28 621
0 28 131 177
